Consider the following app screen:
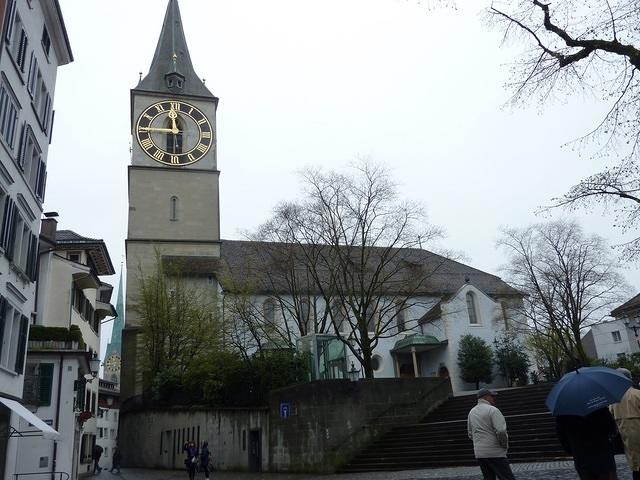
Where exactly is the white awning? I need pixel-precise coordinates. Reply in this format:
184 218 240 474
0 397 60 440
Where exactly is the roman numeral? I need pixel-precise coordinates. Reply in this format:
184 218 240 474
170 156 179 164
143 113 153 121
187 107 194 115
155 104 166 113
196 143 208 153
196 118 207 125
170 102 181 111
153 150 165 161
188 153 196 162
201 131 211 139
140 138 153 150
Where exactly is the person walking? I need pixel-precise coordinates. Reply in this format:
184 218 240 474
200 441 212 480
611 368 640 480
556 407 618 480
92 444 104 475
110 446 122 475
184 441 198 480
467 388 516 480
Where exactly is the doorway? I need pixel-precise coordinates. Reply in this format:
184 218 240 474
248 429 261 472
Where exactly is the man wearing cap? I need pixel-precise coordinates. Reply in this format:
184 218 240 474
467 388 516 480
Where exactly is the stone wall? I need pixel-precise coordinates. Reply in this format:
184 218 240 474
119 407 269 471
269 377 451 473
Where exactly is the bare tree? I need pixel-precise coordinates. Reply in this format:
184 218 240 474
488 1 640 257
246 161 445 378
498 220 629 365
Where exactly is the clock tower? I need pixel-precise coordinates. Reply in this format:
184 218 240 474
121 0 221 401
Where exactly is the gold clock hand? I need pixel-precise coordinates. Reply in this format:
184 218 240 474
169 108 179 134
139 126 175 134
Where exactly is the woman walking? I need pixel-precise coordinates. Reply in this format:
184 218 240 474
200 441 212 480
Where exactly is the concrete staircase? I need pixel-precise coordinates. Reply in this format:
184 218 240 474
340 383 569 472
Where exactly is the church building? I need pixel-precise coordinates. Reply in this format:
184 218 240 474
121 0 527 409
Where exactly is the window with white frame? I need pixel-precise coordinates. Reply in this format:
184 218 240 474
18 124 46 201
7 11 28 73
25 57 51 132
11 212 38 278
263 298 275 325
0 297 29 373
612 330 622 342
0 79 20 149
41 25 50 57
466 292 479 324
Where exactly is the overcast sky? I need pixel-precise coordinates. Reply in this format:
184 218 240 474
49 0 637 355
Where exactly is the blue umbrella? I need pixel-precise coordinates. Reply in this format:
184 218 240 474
546 366 632 416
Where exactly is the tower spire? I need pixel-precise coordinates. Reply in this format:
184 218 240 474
136 0 214 98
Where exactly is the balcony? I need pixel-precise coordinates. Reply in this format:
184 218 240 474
28 325 86 351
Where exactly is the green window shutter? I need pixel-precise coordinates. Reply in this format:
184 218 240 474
38 363 54 406
14 314 28 374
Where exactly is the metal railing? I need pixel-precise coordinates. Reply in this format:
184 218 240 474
14 473 70 480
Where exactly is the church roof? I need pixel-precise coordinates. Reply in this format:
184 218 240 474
164 239 522 298
135 0 215 99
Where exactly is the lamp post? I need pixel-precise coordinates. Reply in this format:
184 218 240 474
624 317 640 351
348 361 360 382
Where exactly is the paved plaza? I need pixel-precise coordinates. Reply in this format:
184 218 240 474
100 456 632 480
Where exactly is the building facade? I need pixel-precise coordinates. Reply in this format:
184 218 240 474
583 293 640 362
0 0 72 477
15 218 115 479
96 378 119 469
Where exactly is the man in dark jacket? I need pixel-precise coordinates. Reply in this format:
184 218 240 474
92 444 104 474
556 407 618 480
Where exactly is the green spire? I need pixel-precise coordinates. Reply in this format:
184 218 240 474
105 270 125 362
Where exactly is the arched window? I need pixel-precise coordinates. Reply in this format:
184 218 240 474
331 299 346 332
165 117 183 154
263 298 275 325
466 291 479 324
396 302 406 332
170 196 179 221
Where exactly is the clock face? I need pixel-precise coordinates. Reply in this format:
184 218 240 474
105 353 121 372
136 100 214 166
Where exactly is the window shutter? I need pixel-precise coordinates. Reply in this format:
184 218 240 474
5 205 17 261
27 52 35 95
1 199 16 256
17 123 27 169
17 30 27 70
4 1 16 43
26 233 37 281
35 160 46 201
14 314 29 374
38 363 54 406
0 296 6 360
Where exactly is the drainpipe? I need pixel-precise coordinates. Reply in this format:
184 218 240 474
52 353 63 479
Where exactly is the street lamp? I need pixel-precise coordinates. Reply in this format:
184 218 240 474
348 362 360 382
624 317 640 348
89 352 101 378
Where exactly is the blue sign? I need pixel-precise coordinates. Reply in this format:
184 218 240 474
280 403 290 419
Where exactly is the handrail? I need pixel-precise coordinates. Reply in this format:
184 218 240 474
14 473 70 480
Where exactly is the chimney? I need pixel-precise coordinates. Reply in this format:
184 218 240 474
40 218 58 243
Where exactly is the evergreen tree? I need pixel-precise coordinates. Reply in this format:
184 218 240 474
457 334 494 389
